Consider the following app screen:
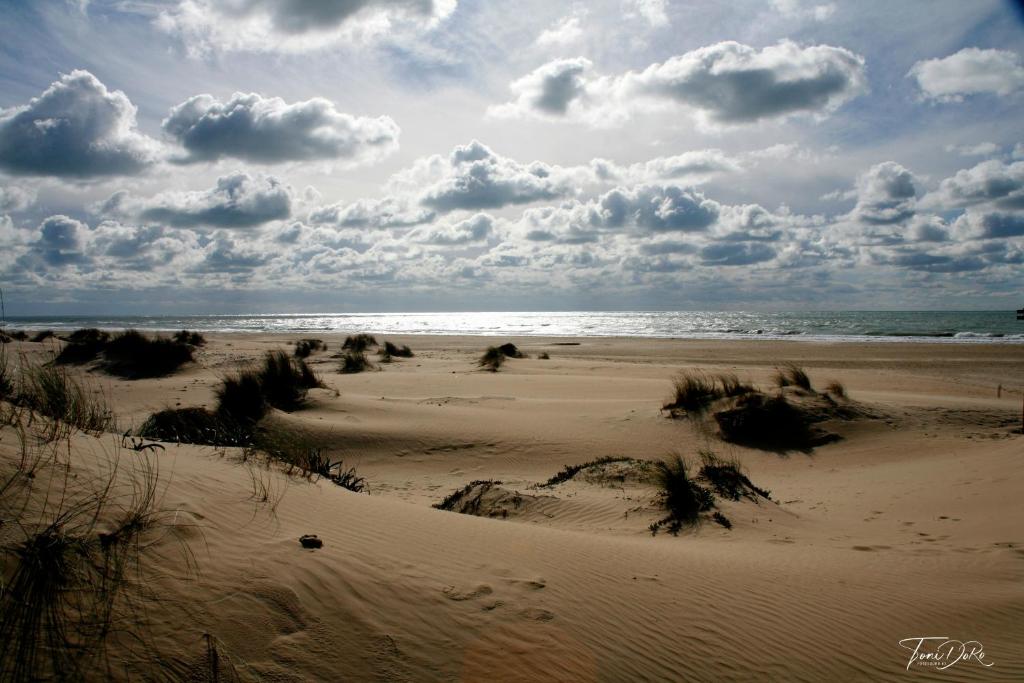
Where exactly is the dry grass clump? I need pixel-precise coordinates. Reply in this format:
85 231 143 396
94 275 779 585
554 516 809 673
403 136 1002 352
538 456 639 488
0 439 196 680
30 330 55 343
171 330 206 347
714 392 824 451
381 341 413 358
478 346 505 372
16 364 114 437
138 407 251 448
294 338 326 358
824 380 847 398
698 451 771 501
2 329 28 341
649 454 714 536
538 352 550 360
54 329 194 379
342 334 378 353
664 370 756 415
433 480 504 513
339 350 372 374
257 351 323 411
497 343 525 358
774 363 812 391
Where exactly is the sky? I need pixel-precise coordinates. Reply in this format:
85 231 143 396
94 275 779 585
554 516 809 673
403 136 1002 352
0 0 1022 314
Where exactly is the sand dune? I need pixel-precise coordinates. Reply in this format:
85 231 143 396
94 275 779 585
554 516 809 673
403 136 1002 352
2 334 1022 680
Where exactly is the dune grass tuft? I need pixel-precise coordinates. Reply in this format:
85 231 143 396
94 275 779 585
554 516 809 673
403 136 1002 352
342 334 378 353
16 364 114 437
664 370 756 415
824 380 847 398
339 350 372 374
0 345 12 399
138 407 252 447
539 456 638 488
294 338 326 358
433 480 504 513
774 363 812 391
381 341 414 358
30 330 55 343
698 451 771 501
102 330 194 378
713 392 819 450
478 346 505 372
653 454 714 526
171 330 206 347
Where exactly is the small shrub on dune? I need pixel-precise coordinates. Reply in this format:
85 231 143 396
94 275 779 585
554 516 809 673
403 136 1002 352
172 329 206 347
653 454 714 526
4 329 28 341
497 342 525 358
381 341 413 358
714 392 820 450
718 373 756 397
30 330 55 343
539 456 637 488
698 451 771 501
538 352 550 360
478 346 505 372
825 380 847 398
340 350 372 374
0 331 11 344
102 330 194 378
55 329 110 365
664 372 720 413
294 338 325 358
258 351 321 411
774 363 812 391
433 480 503 513
342 333 378 353
138 407 250 447
304 450 367 492
215 370 267 426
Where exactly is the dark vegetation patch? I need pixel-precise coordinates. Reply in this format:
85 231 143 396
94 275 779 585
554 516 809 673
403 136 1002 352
663 370 756 416
0 331 10 344
497 343 525 358
54 329 194 378
342 334 378 353
774 363 812 391
139 407 251 448
432 480 509 516
537 456 643 488
649 455 715 536
697 451 771 501
304 450 366 492
172 330 206 347
294 338 325 358
381 341 413 358
13 364 114 437
714 392 841 452
1 329 28 341
339 350 372 374
30 330 55 343
0 346 11 398
825 380 847 398
538 352 550 360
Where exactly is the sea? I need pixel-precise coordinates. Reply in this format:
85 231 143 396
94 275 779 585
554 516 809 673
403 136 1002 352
3 311 1024 344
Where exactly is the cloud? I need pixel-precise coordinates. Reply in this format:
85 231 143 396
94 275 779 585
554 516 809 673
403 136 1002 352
953 210 1024 239
909 48 1024 101
393 140 576 212
490 41 867 127
944 142 999 157
535 14 583 47
625 0 668 27
0 70 159 178
308 197 433 229
925 159 1024 210
0 185 36 213
411 213 494 245
851 161 918 225
30 215 91 267
132 172 292 228
158 0 456 54
163 92 399 165
771 0 836 22
700 242 776 266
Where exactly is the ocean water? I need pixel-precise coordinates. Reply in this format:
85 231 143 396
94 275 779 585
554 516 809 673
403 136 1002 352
4 311 1024 343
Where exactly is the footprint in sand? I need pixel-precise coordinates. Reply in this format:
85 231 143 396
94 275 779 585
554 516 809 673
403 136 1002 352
442 584 493 601
519 607 556 622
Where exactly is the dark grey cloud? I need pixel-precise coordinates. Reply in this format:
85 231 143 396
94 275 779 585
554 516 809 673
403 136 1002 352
33 215 90 266
0 70 158 178
138 172 292 228
163 92 399 165
955 210 1024 239
876 249 985 273
700 242 776 266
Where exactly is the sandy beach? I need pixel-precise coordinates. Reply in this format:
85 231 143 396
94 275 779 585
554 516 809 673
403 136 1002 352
2 332 1022 681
